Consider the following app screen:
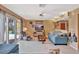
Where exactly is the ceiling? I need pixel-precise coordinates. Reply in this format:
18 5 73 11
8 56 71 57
3 4 79 20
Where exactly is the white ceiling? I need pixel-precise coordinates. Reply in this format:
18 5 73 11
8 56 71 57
3 4 79 20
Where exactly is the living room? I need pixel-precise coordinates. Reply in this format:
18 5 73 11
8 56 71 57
19 8 79 53
0 4 79 54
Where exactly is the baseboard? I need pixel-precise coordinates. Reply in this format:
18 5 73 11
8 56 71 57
54 44 67 45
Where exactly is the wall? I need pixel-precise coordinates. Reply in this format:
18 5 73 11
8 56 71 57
23 20 35 38
23 20 55 39
69 11 78 36
68 8 79 50
43 20 55 35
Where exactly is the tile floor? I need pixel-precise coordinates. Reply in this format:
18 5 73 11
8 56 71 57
18 40 79 54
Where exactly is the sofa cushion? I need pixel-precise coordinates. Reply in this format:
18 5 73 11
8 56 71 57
0 44 18 54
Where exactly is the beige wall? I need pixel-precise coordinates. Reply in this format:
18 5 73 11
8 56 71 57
68 8 79 49
23 20 55 38
43 20 55 35
23 20 35 38
68 11 78 37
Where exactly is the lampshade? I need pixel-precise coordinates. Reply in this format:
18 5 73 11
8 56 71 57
23 27 27 31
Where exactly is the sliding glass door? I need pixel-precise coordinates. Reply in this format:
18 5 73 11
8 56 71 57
16 19 21 40
0 11 5 44
4 14 17 44
0 11 22 44
8 17 17 43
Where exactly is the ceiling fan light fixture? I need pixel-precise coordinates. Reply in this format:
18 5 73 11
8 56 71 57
39 4 46 7
39 12 46 17
39 13 43 16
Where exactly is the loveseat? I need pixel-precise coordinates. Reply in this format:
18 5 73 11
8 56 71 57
0 43 19 54
48 31 68 45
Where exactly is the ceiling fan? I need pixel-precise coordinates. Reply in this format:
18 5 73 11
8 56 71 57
39 4 47 17
39 4 46 7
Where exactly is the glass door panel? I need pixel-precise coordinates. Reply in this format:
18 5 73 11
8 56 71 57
8 17 16 43
4 14 17 44
16 19 21 40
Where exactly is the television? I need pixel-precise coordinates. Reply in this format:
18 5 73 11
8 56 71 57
35 24 44 32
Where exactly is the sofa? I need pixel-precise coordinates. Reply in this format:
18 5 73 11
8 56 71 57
0 43 19 54
48 31 68 45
